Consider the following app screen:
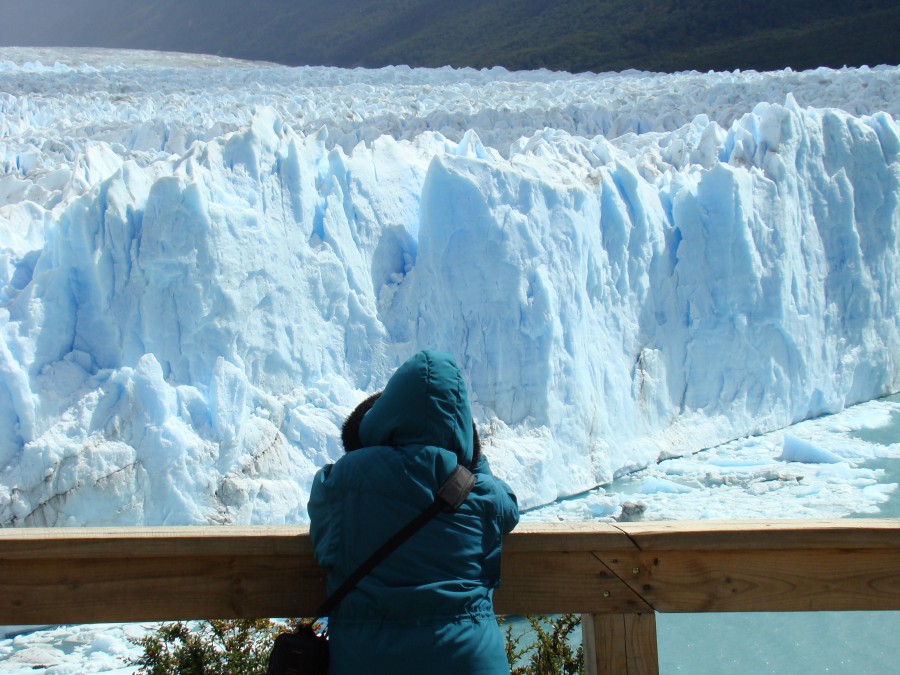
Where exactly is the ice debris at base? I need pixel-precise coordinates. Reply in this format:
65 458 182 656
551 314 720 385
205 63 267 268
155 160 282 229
0 623 145 674
1 48 900 525
525 396 900 523
779 434 844 464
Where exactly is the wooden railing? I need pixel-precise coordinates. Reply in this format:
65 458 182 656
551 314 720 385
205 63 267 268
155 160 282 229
2 519 899 674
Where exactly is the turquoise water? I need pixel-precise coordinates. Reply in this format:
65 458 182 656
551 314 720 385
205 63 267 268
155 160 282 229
513 395 900 674
848 400 900 518
657 610 898 674
849 457 900 518
661 397 900 674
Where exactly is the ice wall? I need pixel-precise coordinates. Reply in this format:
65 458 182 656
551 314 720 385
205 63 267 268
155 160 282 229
1 51 899 524
404 102 900 503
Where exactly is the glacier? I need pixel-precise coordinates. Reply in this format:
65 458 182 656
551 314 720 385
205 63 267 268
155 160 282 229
1 48 900 526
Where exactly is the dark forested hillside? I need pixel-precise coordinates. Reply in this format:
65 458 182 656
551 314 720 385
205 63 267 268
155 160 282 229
1 0 898 73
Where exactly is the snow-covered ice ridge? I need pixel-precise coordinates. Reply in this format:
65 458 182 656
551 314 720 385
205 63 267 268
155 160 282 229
1 48 899 524
3 48 900 175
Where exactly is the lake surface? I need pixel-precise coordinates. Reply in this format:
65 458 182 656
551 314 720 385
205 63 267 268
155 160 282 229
514 394 900 674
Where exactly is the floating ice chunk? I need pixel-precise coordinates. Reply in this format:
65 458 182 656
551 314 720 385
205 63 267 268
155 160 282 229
705 457 777 468
588 501 617 518
639 477 694 494
778 434 844 464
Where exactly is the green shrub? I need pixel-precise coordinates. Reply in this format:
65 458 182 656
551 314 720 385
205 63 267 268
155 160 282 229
134 614 583 674
131 618 315 674
504 614 585 675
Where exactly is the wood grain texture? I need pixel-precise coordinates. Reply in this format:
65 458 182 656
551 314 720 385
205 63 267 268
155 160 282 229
1 553 327 624
2 519 898 624
495 550 652 614
615 518 900 551
601 548 900 613
582 612 659 675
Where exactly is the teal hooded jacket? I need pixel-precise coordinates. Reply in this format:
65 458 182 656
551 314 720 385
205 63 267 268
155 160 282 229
308 350 520 675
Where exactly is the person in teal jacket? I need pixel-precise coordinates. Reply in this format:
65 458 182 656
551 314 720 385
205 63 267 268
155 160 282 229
308 350 520 675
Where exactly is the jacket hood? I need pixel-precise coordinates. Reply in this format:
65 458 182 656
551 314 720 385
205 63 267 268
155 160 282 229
359 350 474 466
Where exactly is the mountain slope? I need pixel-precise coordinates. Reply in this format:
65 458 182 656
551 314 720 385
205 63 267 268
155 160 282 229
0 0 898 73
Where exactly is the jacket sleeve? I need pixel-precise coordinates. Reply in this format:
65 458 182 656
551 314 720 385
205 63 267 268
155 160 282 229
307 463 338 569
496 476 519 536
475 454 519 535
471 453 493 476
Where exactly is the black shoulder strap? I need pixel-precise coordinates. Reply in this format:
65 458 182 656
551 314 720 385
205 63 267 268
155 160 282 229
318 464 476 617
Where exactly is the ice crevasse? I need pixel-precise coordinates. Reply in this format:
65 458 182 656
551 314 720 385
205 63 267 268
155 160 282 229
1 98 899 525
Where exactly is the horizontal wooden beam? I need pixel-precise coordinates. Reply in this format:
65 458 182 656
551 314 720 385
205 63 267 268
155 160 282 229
1 519 898 625
0 527 324 624
614 518 900 550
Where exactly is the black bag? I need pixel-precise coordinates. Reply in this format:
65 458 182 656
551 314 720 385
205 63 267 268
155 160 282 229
266 623 329 675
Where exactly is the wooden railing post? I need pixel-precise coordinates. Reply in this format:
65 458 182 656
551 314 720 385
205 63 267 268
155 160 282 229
582 612 659 675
